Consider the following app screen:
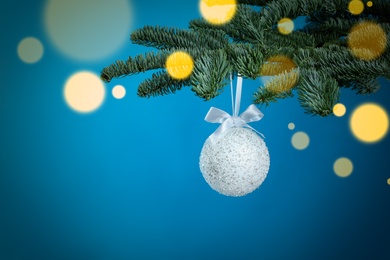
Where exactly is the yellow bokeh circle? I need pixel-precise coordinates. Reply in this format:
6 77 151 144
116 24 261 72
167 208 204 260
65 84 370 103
333 103 346 117
278 18 294 35
166 51 194 80
112 85 126 99
348 21 387 60
350 103 389 143
387 178 390 185
348 0 364 15
288 122 295 130
334 157 353 178
291 131 310 150
199 0 237 25
17 37 44 64
64 71 106 113
367 1 373 7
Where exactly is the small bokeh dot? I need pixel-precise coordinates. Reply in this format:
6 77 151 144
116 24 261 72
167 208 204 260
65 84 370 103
334 157 353 178
367 1 373 7
387 178 390 185
333 103 346 117
166 51 194 80
288 123 295 130
17 37 44 63
112 85 126 99
278 18 294 35
291 131 310 150
348 0 364 15
199 0 237 25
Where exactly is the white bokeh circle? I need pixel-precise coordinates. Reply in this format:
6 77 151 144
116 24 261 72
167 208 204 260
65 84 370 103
44 0 132 61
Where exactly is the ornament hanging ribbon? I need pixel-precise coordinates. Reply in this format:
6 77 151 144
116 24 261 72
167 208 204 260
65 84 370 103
205 74 265 144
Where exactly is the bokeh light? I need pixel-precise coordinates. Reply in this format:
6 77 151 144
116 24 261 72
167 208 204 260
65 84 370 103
166 51 194 80
64 71 106 113
44 0 132 61
199 0 237 25
348 0 364 15
387 178 390 185
291 131 310 150
334 157 353 178
288 123 295 130
260 55 297 76
333 103 346 117
112 85 126 99
367 1 373 7
278 18 294 35
350 103 389 143
348 21 387 60
17 37 44 63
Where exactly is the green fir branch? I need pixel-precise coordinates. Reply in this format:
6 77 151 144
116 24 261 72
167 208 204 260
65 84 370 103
137 71 190 98
297 69 340 116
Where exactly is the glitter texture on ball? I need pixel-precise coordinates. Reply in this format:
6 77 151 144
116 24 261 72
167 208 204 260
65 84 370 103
199 127 270 197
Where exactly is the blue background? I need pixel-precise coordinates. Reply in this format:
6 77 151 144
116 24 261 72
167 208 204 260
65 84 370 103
1 1 389 259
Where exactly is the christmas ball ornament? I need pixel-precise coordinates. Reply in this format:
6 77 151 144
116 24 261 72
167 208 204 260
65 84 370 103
200 127 270 197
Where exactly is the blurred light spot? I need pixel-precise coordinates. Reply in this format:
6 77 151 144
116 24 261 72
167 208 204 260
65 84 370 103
260 55 296 76
348 21 387 60
44 0 132 61
333 103 346 117
166 51 194 80
278 18 294 35
112 85 126 99
291 131 310 150
64 71 105 113
387 178 390 185
264 69 299 94
199 0 236 25
367 1 373 7
288 123 295 130
349 0 364 15
334 157 353 177
350 103 389 143
17 37 44 63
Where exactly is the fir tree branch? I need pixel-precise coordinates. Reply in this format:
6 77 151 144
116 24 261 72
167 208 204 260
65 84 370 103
297 69 340 116
130 26 229 50
101 51 169 83
190 49 233 100
137 71 190 98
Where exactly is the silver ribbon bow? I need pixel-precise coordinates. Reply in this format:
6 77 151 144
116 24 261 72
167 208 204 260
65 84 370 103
204 74 265 144
205 104 264 144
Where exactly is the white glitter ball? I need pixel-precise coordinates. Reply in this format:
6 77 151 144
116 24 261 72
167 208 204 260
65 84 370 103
199 127 270 197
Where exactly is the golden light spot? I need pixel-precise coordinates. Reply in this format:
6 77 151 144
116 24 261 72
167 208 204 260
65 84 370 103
44 0 132 61
349 0 364 15
260 55 297 76
166 51 194 80
334 157 353 177
348 21 387 60
367 1 373 7
288 123 295 130
278 18 294 35
291 131 310 150
17 37 44 63
333 103 346 117
265 69 299 93
387 178 390 185
199 0 237 25
112 85 126 99
64 71 106 113
350 103 389 143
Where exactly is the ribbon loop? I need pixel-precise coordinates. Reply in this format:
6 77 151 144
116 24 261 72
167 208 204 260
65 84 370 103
204 75 265 144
